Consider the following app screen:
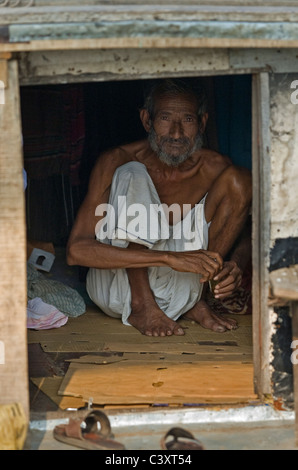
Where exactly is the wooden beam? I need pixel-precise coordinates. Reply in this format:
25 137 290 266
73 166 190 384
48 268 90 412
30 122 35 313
17 48 230 85
17 48 298 86
0 53 11 60
3 37 298 53
26 1 298 5
0 60 8 87
0 60 29 419
230 48 298 73
7 21 298 44
252 72 272 397
2 3 298 25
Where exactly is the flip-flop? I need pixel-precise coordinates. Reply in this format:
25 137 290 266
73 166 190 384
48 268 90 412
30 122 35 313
161 427 205 450
53 410 125 450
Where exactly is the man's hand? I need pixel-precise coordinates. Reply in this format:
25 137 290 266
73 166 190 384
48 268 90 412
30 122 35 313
169 249 223 282
212 260 242 299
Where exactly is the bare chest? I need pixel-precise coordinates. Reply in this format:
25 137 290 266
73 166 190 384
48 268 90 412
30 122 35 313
149 170 209 209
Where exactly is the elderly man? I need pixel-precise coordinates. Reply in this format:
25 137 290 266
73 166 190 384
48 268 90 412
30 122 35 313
67 79 252 337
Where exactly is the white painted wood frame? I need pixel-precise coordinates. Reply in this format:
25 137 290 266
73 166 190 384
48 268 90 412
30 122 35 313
0 59 29 418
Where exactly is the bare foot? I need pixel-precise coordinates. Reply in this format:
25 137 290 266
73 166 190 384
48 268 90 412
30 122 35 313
184 299 238 332
128 303 185 337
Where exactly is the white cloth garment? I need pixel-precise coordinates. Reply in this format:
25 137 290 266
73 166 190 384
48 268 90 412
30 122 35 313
86 161 209 326
27 297 68 330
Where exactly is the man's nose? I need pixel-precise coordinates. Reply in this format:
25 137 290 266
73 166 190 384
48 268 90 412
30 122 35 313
169 120 184 139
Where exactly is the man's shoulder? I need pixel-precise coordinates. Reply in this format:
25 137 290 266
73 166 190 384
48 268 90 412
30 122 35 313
201 148 232 165
96 139 148 168
88 140 150 193
198 148 232 176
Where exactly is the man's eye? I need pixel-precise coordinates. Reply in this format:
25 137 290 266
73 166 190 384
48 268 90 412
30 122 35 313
161 115 169 120
184 116 194 122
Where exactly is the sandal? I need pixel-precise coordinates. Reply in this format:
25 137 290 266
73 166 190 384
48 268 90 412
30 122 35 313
53 410 125 450
161 427 205 450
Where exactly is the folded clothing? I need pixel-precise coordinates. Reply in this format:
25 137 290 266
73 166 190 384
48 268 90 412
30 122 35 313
27 297 68 330
27 262 86 317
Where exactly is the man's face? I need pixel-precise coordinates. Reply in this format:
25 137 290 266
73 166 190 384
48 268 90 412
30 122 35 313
148 93 203 167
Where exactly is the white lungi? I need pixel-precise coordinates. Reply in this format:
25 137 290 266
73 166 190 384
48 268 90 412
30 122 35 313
86 161 209 326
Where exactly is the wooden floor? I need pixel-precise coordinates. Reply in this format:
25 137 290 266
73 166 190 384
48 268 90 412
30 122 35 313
27 304 257 411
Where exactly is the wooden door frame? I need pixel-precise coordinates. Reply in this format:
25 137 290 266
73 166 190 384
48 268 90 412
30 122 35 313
251 72 272 397
0 58 29 417
0 50 274 419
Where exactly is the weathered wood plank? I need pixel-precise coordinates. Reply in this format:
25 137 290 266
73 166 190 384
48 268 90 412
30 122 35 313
2 4 298 24
17 48 298 86
0 60 29 418
18 48 230 84
230 48 298 73
252 72 272 397
28 1 298 5
3 37 298 53
57 361 257 406
0 59 7 86
7 21 298 44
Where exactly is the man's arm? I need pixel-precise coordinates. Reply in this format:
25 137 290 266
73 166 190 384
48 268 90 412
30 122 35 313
66 151 170 270
212 217 252 299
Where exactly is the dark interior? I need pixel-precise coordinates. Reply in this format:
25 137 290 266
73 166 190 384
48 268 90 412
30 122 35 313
20 74 252 248
21 74 253 412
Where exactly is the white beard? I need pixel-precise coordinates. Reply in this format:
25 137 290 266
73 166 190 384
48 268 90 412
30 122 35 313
148 126 203 167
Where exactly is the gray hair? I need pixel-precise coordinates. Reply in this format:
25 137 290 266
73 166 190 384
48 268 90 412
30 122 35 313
142 78 208 122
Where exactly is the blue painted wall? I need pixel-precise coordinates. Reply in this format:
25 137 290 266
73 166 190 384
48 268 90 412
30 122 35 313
214 74 252 170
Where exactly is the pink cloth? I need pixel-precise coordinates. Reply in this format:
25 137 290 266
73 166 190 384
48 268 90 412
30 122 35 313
27 297 68 330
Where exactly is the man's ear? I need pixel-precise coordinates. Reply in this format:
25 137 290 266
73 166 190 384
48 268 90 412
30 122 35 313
200 112 209 133
139 108 151 133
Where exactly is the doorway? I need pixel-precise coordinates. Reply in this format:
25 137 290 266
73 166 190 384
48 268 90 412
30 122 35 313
21 74 256 412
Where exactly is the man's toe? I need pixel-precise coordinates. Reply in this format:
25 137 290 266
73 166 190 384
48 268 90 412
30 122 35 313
203 315 227 332
173 326 185 336
225 319 238 330
213 323 227 332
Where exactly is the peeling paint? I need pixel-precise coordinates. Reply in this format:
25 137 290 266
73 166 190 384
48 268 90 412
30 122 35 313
269 76 298 407
269 238 298 409
270 74 298 243
9 21 298 43
17 48 229 85
270 306 293 410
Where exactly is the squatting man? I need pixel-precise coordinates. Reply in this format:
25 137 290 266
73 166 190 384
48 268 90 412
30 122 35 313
67 79 252 337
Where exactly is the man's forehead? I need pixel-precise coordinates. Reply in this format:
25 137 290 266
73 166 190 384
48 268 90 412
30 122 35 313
154 93 198 114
